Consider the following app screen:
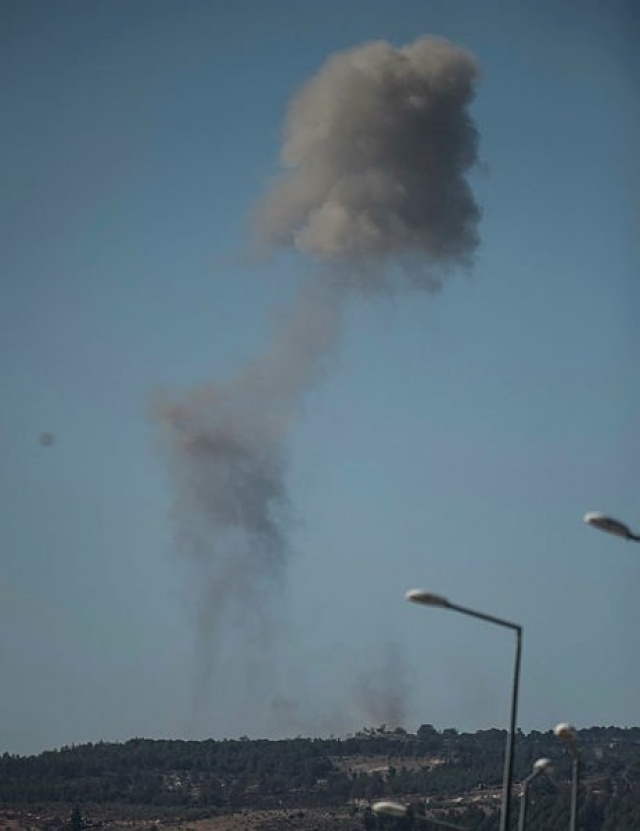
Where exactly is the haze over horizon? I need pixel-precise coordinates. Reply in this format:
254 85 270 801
1 0 638 756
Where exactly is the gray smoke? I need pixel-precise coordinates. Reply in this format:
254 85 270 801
155 279 341 720
256 35 480 289
352 643 411 730
156 34 481 728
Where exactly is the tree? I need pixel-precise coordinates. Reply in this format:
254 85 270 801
69 806 84 831
417 724 442 751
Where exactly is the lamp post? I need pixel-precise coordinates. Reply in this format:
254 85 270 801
554 722 580 831
583 512 640 542
517 758 552 831
373 800 467 830
406 590 522 831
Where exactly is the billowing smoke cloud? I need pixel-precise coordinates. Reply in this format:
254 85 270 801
256 35 480 289
156 34 481 730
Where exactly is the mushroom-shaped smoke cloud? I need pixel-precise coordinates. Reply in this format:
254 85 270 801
156 34 481 732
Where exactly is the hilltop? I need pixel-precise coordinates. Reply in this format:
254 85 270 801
2 725 640 830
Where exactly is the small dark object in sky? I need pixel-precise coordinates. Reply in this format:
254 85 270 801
39 432 55 446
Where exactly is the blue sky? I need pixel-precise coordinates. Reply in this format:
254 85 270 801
1 0 638 755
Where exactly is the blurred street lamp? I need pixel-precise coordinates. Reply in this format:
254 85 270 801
373 801 467 829
554 722 580 831
406 590 522 831
583 512 640 542
517 757 552 831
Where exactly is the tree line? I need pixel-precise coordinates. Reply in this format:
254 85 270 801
1 725 639 830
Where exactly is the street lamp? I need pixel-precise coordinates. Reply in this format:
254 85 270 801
583 512 640 542
517 757 552 831
554 722 580 831
373 800 467 830
406 590 522 831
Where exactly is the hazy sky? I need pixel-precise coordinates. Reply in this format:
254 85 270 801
1 0 638 756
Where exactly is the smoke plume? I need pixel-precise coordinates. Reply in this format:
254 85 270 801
256 35 480 290
156 34 481 729
155 278 341 720
352 643 412 729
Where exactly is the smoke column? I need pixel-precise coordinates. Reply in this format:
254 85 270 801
352 643 412 729
156 35 481 730
155 278 341 721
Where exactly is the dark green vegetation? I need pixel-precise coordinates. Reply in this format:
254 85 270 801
2 726 640 830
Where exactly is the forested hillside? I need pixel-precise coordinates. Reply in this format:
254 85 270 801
2 726 640 830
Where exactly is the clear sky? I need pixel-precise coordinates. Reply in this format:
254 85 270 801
1 0 638 756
